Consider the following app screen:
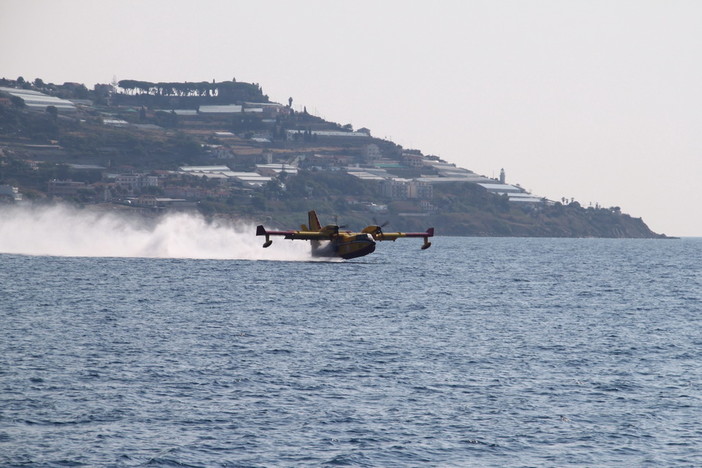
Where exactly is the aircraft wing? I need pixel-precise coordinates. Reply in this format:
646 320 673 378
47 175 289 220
363 227 435 249
374 228 434 241
256 225 332 247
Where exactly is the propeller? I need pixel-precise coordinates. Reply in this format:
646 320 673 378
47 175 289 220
333 215 347 229
372 217 390 236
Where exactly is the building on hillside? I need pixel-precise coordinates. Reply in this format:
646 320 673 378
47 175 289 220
284 129 371 142
313 154 354 168
477 182 545 204
176 165 271 187
255 164 298 176
227 172 272 187
402 152 425 168
66 164 106 171
423 161 482 178
210 146 235 159
346 171 386 181
0 87 77 112
134 195 194 209
244 102 288 118
160 109 198 116
0 185 22 202
113 173 159 193
363 144 382 162
407 180 433 200
380 179 433 200
477 183 522 194
380 179 411 200
48 180 86 197
198 104 243 114
417 171 493 184
346 166 389 180
179 165 231 173
162 186 212 200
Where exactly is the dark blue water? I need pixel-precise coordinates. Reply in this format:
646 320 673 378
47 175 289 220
1 237 701 467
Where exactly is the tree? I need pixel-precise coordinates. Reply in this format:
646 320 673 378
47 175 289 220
10 95 25 108
46 105 58 120
71 83 89 99
142 185 164 195
154 110 178 128
251 194 266 210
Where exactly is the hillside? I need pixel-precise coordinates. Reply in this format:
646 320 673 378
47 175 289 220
0 77 665 238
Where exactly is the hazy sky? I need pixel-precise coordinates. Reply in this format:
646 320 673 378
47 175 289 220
2 0 700 236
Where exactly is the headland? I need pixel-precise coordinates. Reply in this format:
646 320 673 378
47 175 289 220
0 77 665 238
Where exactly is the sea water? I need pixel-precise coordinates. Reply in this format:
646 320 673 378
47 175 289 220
1 229 701 466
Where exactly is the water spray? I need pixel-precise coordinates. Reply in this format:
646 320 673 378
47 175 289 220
0 204 314 261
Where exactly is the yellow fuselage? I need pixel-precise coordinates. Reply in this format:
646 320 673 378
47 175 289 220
312 232 376 259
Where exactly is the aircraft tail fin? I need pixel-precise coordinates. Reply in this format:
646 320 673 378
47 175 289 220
308 210 322 231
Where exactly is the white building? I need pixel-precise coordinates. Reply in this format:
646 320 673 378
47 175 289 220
198 105 242 114
0 185 22 201
177 165 271 187
255 164 298 176
407 180 433 200
402 153 425 168
114 174 160 192
363 144 382 162
477 183 545 204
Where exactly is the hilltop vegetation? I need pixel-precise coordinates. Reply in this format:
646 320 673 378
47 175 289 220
0 76 665 238
113 79 268 108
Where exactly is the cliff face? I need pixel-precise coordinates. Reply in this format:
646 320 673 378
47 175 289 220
398 183 665 238
441 212 663 238
374 205 664 238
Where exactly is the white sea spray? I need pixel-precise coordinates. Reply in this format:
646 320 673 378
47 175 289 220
0 203 314 261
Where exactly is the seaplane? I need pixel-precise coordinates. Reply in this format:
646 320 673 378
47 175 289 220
256 210 434 259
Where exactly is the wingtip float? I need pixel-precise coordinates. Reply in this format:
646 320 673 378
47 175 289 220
256 210 434 260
